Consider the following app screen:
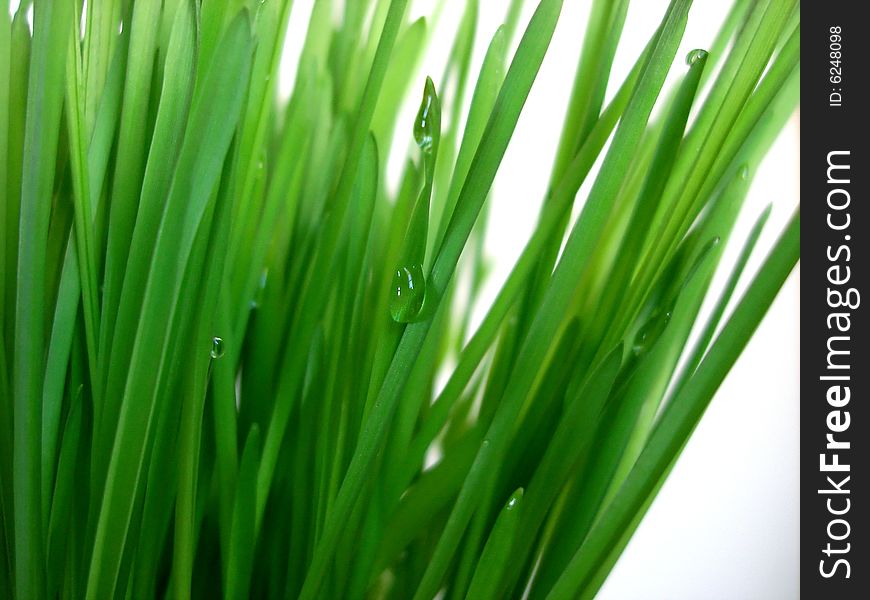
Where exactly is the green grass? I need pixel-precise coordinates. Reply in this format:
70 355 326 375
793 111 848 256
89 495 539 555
1 0 799 598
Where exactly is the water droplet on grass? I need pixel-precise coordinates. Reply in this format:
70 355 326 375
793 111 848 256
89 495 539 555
390 265 426 322
210 337 225 359
685 48 708 66
506 488 524 510
251 268 269 309
632 310 672 356
414 77 438 153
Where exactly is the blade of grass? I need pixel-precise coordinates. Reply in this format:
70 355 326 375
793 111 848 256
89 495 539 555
171 109 239 599
503 0 526 44
545 208 800 600
63 0 101 404
98 0 162 404
412 3 690 596
298 2 566 596
97 0 196 470
673 203 772 391
13 1 73 596
410 49 647 481
464 488 524 600
500 344 624 597
43 27 127 523
83 0 121 134
0 5 9 356
432 25 506 257
225 425 261 599
626 0 796 328
584 48 708 363
45 389 84 600
85 11 254 599
550 0 629 184
370 17 427 152
259 0 412 549
4 8 29 361
0 11 13 588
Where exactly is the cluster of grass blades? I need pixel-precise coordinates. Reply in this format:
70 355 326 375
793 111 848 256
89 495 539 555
0 0 799 598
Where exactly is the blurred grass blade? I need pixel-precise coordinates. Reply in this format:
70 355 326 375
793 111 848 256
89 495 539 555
546 209 800 600
412 2 691 596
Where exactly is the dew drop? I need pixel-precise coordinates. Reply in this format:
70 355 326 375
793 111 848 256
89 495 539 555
210 336 225 359
506 488 524 510
390 264 426 323
414 77 439 153
251 268 269 309
632 310 670 356
685 48 708 66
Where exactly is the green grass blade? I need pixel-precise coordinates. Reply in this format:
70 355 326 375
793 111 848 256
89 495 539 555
4 9 29 360
98 0 162 401
503 0 526 44
85 11 254 599
98 0 196 461
503 344 623 596
40 238 80 525
412 3 690 596
464 488 523 600
212 303 240 565
432 25 506 257
632 0 796 307
545 208 800 600
588 48 708 358
172 110 239 600
225 425 261 600
261 2 413 582
82 0 121 134
0 11 13 587
371 17 427 152
0 5 9 351
63 0 101 400
298 2 566 596
13 1 74 596
45 389 84 600
674 203 772 390
43 30 128 522
550 0 628 184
